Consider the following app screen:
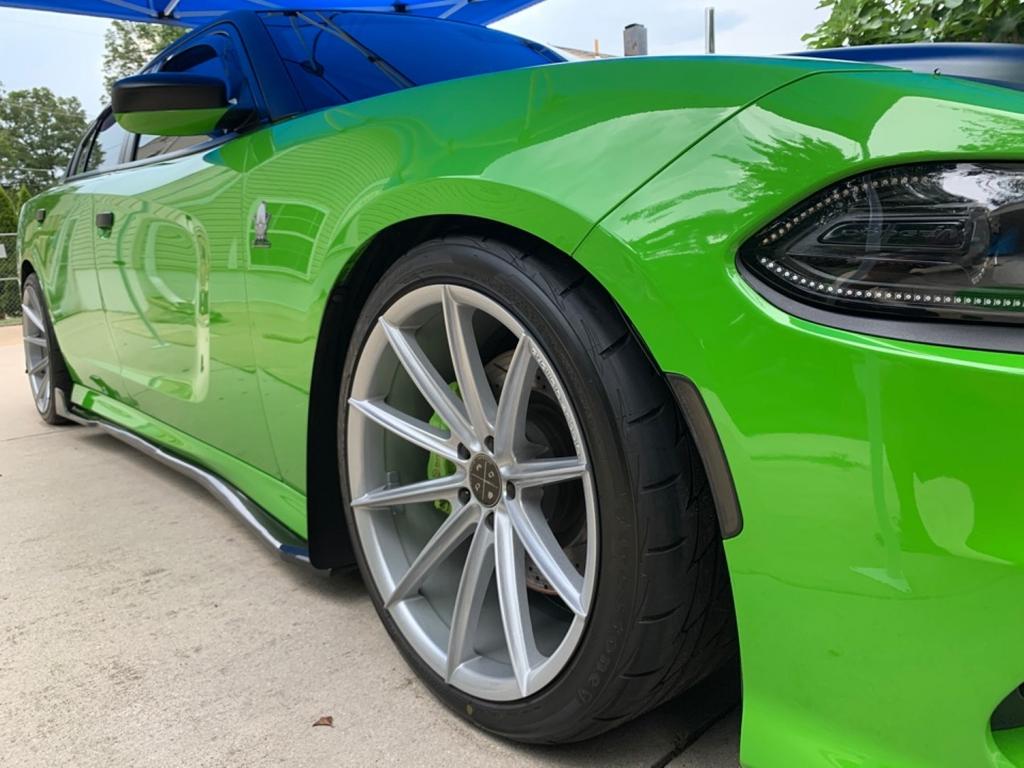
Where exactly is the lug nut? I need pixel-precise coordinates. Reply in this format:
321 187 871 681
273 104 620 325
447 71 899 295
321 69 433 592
457 443 470 460
459 488 471 504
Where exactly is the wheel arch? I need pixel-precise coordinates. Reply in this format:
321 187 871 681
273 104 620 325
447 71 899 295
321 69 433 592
20 257 35 284
304 212 742 568
305 214 578 568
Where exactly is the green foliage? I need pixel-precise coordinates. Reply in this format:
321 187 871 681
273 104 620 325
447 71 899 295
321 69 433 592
0 185 17 232
0 84 88 192
102 21 184 99
804 0 1024 48
15 185 30 211
0 185 22 318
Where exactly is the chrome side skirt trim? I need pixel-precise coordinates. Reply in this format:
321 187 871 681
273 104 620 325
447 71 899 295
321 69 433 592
55 389 316 567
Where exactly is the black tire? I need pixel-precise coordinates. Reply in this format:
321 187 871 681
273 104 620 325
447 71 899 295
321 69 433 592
339 235 737 743
22 273 72 426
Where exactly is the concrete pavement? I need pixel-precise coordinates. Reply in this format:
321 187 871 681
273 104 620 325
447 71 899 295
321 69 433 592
0 323 740 767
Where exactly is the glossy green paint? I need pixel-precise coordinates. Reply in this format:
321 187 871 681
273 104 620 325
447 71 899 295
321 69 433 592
20 56 868 520
115 107 230 137
17 54 1024 767
998 731 1024 765
581 69 1024 768
21 138 284 500
237 55 873 492
18 183 123 392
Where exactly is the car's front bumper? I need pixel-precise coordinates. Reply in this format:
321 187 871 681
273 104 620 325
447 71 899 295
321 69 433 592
596 245 1024 767
575 68 1024 767
713 309 1024 768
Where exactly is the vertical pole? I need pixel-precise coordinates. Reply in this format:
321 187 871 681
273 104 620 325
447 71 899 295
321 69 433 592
623 23 649 56
705 7 716 54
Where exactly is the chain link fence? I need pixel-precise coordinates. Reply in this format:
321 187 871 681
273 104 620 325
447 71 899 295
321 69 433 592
0 232 21 326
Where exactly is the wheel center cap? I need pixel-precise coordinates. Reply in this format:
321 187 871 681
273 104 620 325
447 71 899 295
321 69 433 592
468 454 502 507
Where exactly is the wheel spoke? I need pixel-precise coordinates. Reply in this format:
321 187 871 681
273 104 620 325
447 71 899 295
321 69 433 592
38 371 50 398
492 336 536 461
22 336 47 348
505 457 587 489
446 519 495 681
385 504 480 608
27 357 47 376
348 283 598 702
349 397 458 461
442 287 497 439
21 303 45 334
507 498 586 617
352 473 465 509
379 318 475 445
494 510 539 696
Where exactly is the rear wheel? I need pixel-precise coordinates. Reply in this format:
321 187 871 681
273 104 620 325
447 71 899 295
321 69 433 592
339 236 736 743
21 273 70 425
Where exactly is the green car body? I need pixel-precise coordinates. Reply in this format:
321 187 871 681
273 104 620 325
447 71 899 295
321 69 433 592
17 26 1024 767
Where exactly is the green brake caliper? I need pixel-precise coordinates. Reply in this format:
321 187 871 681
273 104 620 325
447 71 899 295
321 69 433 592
426 382 461 515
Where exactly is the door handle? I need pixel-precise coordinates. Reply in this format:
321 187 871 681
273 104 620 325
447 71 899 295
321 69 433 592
96 211 115 230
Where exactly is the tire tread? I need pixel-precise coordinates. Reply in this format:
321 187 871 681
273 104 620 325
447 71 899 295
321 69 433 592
441 235 736 742
344 234 737 744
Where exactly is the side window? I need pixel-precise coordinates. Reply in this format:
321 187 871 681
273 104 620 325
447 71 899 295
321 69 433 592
68 122 97 178
83 110 128 175
338 13 564 86
262 12 404 112
260 12 562 113
134 31 255 161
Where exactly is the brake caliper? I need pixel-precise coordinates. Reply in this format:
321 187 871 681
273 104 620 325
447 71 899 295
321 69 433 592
425 382 460 515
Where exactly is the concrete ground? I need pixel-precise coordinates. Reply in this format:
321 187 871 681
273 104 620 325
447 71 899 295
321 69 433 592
0 323 740 768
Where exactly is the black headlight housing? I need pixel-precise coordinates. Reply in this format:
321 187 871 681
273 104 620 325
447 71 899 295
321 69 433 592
739 163 1024 326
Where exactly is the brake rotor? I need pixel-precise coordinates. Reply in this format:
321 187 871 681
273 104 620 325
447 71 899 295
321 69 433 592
484 351 587 596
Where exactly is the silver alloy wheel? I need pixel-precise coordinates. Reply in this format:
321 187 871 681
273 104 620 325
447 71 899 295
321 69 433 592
22 282 51 415
347 284 598 701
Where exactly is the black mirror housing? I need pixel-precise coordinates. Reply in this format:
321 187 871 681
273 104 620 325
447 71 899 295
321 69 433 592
111 73 232 137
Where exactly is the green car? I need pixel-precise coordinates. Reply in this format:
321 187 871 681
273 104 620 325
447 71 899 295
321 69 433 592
16 10 1024 766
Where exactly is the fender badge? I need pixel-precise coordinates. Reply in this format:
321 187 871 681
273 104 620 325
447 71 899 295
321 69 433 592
253 201 271 248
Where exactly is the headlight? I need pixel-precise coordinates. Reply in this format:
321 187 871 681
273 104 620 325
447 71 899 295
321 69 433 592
739 163 1024 325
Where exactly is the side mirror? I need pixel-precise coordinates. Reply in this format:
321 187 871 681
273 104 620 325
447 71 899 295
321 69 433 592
112 73 231 137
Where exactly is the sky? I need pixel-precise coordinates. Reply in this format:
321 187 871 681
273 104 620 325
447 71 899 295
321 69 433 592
0 0 829 118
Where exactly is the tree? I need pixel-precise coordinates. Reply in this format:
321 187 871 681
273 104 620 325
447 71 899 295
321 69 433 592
0 185 23 318
804 0 1024 48
0 186 16 231
102 21 184 99
0 85 88 192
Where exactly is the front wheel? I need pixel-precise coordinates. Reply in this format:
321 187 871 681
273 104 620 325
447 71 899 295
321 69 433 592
339 236 736 743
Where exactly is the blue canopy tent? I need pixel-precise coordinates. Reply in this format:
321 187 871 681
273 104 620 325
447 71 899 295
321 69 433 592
0 0 542 26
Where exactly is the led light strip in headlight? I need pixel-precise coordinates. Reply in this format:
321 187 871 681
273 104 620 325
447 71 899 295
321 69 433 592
739 163 1024 325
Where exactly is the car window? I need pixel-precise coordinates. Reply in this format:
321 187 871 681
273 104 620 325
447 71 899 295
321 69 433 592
134 31 255 162
261 12 562 113
68 122 96 178
261 12 403 111
83 110 128 175
338 13 563 87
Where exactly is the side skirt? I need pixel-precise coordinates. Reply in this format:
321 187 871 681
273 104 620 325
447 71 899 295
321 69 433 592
55 389 318 568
